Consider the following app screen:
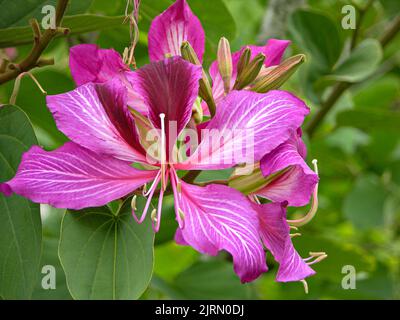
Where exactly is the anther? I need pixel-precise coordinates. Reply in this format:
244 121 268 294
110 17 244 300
131 195 137 211
290 233 302 238
303 252 328 265
151 208 157 221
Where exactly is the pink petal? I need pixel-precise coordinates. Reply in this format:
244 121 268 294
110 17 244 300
177 90 309 170
46 79 146 163
69 44 128 86
129 57 202 136
254 202 315 282
0 142 157 210
258 130 319 206
69 44 148 114
148 0 205 62
175 181 267 283
209 39 291 105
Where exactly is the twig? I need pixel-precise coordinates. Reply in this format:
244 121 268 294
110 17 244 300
305 14 400 138
0 0 70 85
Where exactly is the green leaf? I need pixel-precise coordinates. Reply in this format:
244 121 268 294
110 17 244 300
288 9 343 70
0 14 126 48
58 202 154 300
343 174 387 230
336 109 400 132
325 39 383 83
32 205 72 300
171 260 257 299
0 0 93 28
0 105 42 299
154 242 198 281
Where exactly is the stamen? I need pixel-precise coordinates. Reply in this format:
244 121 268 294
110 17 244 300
143 170 161 197
142 183 147 195
303 252 328 265
170 167 185 228
301 279 309 294
152 171 167 233
290 233 302 238
290 226 299 230
159 113 167 191
133 171 161 224
287 159 319 227
131 195 137 211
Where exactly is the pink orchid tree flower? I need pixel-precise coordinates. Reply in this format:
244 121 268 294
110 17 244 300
0 56 314 283
0 0 325 286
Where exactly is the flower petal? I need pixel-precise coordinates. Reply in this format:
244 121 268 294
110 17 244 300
130 57 202 136
69 44 128 86
0 142 157 209
175 181 267 283
177 90 309 170
148 0 205 62
46 79 146 163
258 131 319 206
254 202 315 282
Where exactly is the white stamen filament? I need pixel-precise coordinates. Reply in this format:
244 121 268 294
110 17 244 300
287 159 319 227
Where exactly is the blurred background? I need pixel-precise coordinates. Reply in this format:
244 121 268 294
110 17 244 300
0 0 399 299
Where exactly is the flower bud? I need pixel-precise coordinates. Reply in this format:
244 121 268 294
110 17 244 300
228 163 290 195
236 47 251 80
252 54 306 93
181 41 201 65
181 41 216 117
217 37 233 94
233 53 265 90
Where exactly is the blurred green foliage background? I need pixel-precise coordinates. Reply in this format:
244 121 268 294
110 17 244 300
0 0 399 300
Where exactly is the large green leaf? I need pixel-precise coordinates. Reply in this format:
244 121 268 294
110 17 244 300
151 259 256 299
171 260 257 299
325 39 383 83
59 202 154 300
0 105 42 299
343 174 387 230
32 205 72 300
288 9 343 70
0 0 93 28
0 14 126 48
